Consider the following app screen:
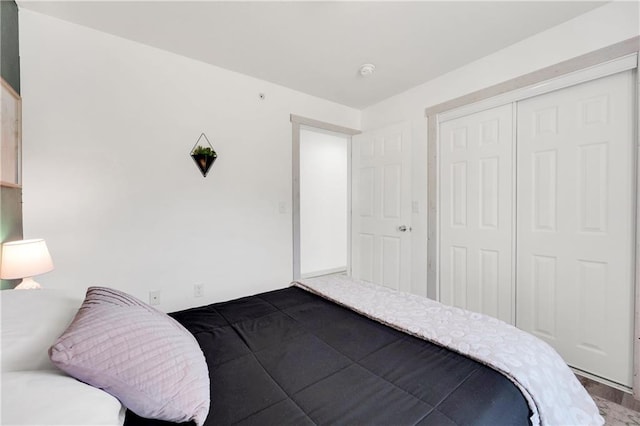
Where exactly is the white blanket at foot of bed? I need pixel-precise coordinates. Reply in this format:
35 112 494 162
294 275 603 426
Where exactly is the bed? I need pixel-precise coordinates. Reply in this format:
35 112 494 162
1 289 126 425
1 275 603 426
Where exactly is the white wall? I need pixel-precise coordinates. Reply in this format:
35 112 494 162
19 10 360 311
19 2 639 307
360 1 640 299
300 128 348 276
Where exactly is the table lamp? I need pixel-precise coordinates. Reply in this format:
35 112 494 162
0 239 54 289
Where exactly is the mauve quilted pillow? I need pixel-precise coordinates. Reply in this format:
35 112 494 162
49 287 210 426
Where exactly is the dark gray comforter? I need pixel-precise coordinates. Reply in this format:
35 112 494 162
125 286 530 425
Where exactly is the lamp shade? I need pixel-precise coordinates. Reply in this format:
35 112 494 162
0 239 54 280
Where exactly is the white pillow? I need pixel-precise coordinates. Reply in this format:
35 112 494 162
1 370 125 425
1 289 82 372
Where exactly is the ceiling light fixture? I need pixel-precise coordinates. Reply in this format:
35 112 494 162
359 63 376 77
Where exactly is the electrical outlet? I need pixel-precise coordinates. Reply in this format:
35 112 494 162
194 283 204 298
149 290 161 305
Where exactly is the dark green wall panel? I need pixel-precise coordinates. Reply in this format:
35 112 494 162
1 0 20 94
1 0 22 289
1 186 23 289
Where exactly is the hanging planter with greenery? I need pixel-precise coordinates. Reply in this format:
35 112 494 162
190 134 217 177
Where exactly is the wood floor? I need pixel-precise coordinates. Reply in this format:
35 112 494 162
578 375 640 412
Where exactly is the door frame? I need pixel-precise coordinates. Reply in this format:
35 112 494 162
425 37 640 394
290 114 360 280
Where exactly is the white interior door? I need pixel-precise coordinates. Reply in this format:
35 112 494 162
351 122 411 292
439 104 515 323
516 71 635 387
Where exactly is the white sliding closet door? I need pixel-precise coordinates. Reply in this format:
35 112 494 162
516 71 635 387
439 104 514 323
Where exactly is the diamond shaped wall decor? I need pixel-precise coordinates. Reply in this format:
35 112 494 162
190 133 217 177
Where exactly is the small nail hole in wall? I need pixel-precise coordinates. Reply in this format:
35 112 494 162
259 93 265 100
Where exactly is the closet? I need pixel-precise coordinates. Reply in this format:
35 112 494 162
438 69 635 388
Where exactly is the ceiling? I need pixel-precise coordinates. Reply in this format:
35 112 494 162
17 1 607 109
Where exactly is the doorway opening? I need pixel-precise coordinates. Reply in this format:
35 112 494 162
300 127 349 277
291 115 360 280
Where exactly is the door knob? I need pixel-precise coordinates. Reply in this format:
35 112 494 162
398 225 411 232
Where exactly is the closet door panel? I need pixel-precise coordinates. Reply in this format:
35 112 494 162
439 104 514 323
516 71 634 387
